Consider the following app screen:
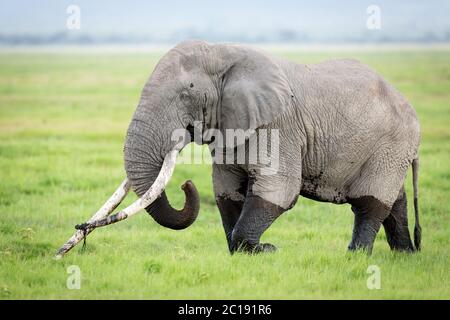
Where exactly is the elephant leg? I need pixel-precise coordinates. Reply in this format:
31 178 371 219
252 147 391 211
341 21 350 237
213 164 248 250
230 191 285 254
382 188 414 252
228 172 301 254
348 196 390 254
217 198 244 251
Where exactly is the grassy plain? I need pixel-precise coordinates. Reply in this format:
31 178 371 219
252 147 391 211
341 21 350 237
0 48 449 299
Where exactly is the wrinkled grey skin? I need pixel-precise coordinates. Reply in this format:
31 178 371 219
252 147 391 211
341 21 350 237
124 40 421 254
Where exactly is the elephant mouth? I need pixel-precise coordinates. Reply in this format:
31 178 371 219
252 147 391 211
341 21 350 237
188 121 217 145
186 124 195 141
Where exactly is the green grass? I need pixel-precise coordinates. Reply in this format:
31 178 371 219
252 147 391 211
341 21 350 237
0 49 449 299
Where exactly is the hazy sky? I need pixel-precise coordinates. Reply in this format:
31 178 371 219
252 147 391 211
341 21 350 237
0 0 449 41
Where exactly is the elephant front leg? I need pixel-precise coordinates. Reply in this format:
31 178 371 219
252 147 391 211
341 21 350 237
213 164 248 251
348 196 390 254
229 174 301 254
216 197 244 251
230 192 285 254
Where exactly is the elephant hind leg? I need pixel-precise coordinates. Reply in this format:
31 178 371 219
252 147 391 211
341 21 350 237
348 196 390 254
382 188 414 252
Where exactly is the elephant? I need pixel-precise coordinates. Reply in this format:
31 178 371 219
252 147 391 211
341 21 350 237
56 40 421 258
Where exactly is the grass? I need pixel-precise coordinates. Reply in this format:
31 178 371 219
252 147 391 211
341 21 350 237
0 49 449 299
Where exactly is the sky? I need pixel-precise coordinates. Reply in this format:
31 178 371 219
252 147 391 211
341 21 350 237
0 0 449 43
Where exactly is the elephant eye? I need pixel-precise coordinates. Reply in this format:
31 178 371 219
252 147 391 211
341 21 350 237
189 82 194 88
180 90 192 103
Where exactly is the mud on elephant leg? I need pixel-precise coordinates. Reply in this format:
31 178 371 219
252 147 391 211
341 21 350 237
213 164 248 251
382 188 414 252
348 196 390 254
217 197 244 251
230 193 285 254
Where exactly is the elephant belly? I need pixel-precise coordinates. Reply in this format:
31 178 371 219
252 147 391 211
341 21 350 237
300 178 347 204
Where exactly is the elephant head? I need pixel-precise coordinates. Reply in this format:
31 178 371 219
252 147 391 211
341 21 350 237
56 40 292 258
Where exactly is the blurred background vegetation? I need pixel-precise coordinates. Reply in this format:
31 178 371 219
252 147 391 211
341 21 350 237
0 0 449 299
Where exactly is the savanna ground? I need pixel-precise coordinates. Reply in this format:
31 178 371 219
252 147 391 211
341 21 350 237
0 48 449 299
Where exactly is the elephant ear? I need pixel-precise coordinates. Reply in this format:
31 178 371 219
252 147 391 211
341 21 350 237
218 48 293 133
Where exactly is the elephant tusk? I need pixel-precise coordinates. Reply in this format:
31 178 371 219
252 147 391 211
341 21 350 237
73 150 179 233
55 178 131 259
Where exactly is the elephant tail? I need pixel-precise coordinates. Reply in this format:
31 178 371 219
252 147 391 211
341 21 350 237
412 158 421 251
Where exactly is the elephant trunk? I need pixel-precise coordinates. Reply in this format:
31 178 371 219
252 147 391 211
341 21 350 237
146 181 199 230
124 105 200 230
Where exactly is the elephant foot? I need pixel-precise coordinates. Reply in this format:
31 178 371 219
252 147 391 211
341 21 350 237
390 245 415 253
231 241 277 254
348 242 373 255
255 243 277 253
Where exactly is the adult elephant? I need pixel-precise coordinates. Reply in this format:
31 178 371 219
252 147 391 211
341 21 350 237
56 40 421 258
